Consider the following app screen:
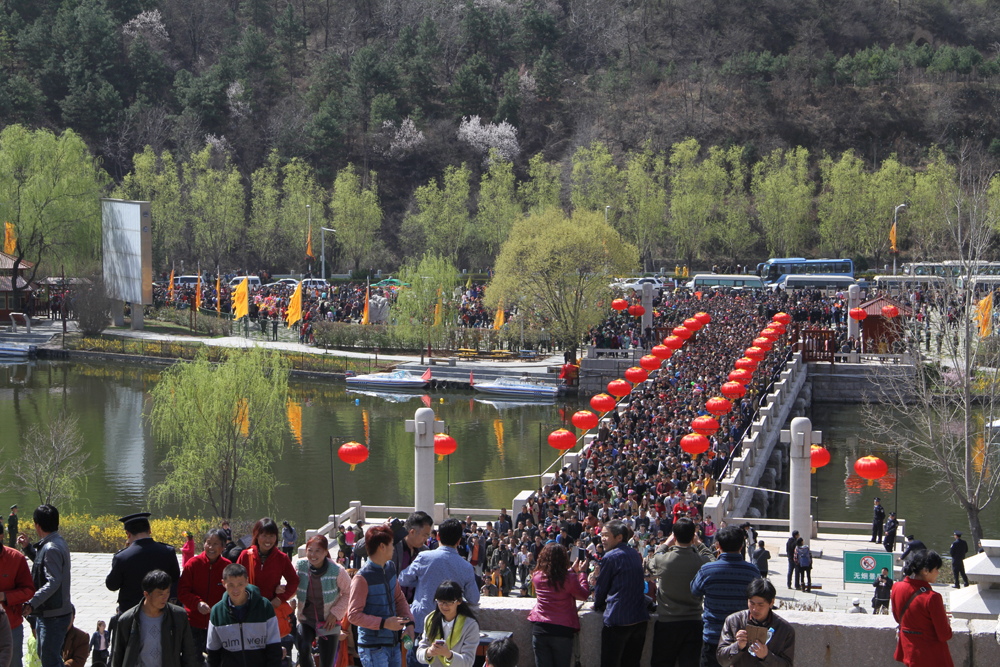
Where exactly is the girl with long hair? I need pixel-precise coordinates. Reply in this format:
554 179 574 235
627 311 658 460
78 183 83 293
415 581 479 667
527 543 590 667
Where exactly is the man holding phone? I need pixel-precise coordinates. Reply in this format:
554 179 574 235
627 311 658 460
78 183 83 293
716 578 794 667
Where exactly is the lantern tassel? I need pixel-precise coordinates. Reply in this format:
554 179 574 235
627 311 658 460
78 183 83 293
867 479 873 486
811 467 817 474
350 464 357 472
438 454 444 462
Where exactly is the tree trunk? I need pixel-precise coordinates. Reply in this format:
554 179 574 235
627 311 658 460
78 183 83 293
965 503 984 550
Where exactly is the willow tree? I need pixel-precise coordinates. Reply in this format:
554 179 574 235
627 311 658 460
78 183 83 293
394 253 459 348
149 347 290 520
487 208 638 355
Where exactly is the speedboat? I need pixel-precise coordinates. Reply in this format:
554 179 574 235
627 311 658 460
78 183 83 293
472 375 561 398
345 369 429 389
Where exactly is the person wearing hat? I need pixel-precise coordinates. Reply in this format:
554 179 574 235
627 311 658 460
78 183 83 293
106 513 182 614
882 512 899 553
871 498 885 544
847 598 867 614
950 531 969 588
7 507 16 549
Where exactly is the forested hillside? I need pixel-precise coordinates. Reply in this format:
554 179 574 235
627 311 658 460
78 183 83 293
4 0 1000 273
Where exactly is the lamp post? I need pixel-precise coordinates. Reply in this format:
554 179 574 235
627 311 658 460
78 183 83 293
892 204 906 276
605 206 610 223
306 205 311 275
321 227 337 281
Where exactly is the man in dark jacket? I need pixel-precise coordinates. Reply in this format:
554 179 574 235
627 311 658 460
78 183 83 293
871 498 885 543
872 568 892 614
950 531 970 588
391 512 431 605
19 504 72 667
883 513 899 553
112 570 199 667
7 507 16 549
206 564 281 667
900 535 926 564
784 531 799 589
716 578 794 667
106 513 181 613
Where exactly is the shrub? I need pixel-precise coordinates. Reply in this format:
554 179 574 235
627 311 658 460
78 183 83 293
58 514 257 553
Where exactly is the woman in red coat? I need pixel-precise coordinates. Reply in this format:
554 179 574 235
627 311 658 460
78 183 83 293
237 517 300 607
891 549 953 667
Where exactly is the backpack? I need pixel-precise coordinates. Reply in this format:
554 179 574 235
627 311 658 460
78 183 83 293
797 547 812 567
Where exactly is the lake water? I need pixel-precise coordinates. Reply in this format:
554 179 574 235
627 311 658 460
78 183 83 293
0 359 991 554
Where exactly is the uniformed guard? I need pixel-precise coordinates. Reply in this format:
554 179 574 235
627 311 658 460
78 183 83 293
7 506 16 548
105 512 181 614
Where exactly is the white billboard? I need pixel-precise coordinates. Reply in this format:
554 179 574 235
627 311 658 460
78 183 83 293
102 199 153 305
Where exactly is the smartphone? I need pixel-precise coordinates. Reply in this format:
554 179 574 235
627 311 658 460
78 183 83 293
434 640 446 647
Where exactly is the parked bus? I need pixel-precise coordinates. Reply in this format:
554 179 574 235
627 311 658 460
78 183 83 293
757 257 854 284
872 275 947 296
775 274 857 294
687 274 765 291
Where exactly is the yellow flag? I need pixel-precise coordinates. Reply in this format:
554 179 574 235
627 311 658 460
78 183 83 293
976 293 993 338
195 274 202 310
169 268 175 302
306 219 314 259
287 399 302 447
890 220 897 252
233 277 249 320
361 285 370 325
216 272 221 315
466 276 472 289
3 222 14 255
285 282 303 327
434 288 442 326
493 299 504 329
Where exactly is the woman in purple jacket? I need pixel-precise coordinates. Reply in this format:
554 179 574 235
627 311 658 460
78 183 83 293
527 544 591 667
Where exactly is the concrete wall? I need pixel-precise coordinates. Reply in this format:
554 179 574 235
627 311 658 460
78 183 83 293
475 598 1000 667
807 362 914 404
578 350 645 395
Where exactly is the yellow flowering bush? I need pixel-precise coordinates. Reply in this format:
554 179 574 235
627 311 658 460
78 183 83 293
58 514 254 553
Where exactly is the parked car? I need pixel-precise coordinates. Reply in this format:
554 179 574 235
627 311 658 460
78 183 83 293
623 276 665 292
300 278 330 290
228 275 262 288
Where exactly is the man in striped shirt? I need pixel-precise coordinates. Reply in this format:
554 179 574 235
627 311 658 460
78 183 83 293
690 526 760 667
593 520 649 667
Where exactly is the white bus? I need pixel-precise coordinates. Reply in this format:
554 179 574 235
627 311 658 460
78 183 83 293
776 274 857 294
687 274 765 291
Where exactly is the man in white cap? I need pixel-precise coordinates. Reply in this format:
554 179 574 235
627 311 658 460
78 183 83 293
847 598 866 614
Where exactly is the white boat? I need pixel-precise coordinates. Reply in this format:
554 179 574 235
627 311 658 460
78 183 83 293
0 344 35 359
473 375 561 398
345 369 428 389
346 389 424 403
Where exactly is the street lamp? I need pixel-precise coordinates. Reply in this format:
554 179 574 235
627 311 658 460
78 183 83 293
605 206 610 223
321 227 337 282
892 204 906 276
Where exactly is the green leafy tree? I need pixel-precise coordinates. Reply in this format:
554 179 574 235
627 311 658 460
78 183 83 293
0 125 107 305
117 146 185 272
274 3 308 88
571 141 621 216
621 143 667 271
751 147 813 258
519 153 562 213
394 254 459 347
817 149 867 258
331 163 382 273
149 347 290 520
486 208 638 354
449 53 493 118
185 146 246 269
475 154 521 261
281 158 327 272
911 147 958 258
404 164 472 261
668 138 725 265
710 145 757 264
860 155 913 267
248 151 286 270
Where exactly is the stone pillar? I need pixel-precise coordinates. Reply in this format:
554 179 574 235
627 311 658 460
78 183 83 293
847 285 860 340
130 303 144 330
405 407 446 516
111 300 125 327
641 283 653 334
781 417 822 544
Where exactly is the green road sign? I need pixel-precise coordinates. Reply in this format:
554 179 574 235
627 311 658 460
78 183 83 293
844 550 893 583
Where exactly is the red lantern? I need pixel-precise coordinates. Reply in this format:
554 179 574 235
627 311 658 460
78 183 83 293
729 369 753 385
625 367 649 384
338 442 369 471
591 393 616 413
773 312 791 325
628 304 646 317
769 322 786 334
571 410 600 431
810 445 830 474
691 415 720 436
854 455 888 486
849 307 867 321
705 396 733 416
611 298 628 311
663 336 684 350
881 305 899 318
548 429 576 451
721 381 747 399
651 345 672 360
683 317 702 331
745 346 766 360
434 433 457 459
760 328 779 341
673 326 693 340
608 379 632 397
640 355 662 371
694 312 712 325
680 433 710 455
734 357 758 372
753 337 773 351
